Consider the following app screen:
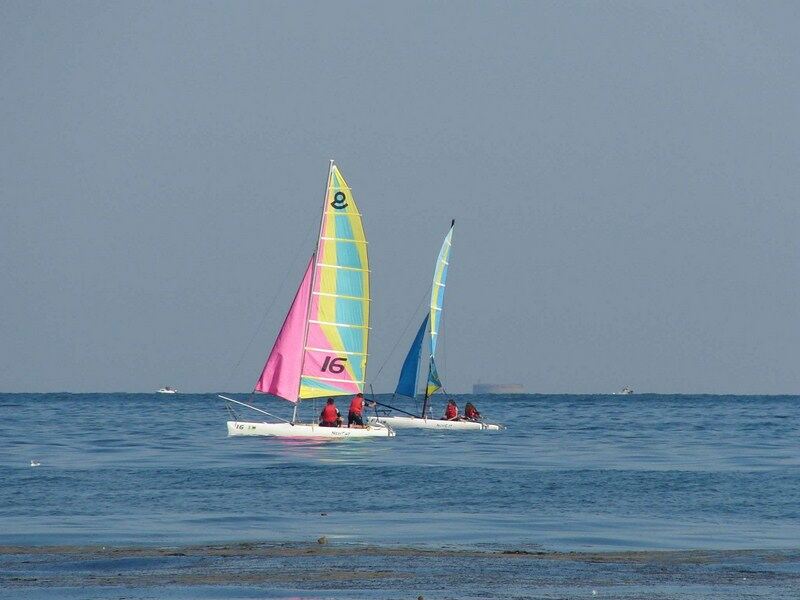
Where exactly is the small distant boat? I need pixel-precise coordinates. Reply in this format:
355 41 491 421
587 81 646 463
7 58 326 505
156 387 178 394
618 386 634 395
368 222 502 432
219 161 393 439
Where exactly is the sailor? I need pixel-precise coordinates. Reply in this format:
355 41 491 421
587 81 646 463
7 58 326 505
464 402 481 421
319 398 342 427
443 399 459 420
347 392 375 428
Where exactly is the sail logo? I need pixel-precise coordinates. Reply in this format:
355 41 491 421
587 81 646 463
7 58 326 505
331 191 348 210
321 356 347 374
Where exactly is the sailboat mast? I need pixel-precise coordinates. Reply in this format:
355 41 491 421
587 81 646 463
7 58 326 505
363 180 371 397
413 334 424 410
293 160 335 421
421 386 430 419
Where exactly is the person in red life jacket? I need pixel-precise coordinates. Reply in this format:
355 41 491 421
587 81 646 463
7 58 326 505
347 392 376 428
464 402 481 421
442 399 459 420
319 398 342 427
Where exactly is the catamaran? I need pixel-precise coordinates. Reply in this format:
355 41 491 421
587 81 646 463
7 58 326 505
221 161 394 438
368 222 502 431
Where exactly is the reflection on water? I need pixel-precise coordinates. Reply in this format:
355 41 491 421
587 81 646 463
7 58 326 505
262 435 394 464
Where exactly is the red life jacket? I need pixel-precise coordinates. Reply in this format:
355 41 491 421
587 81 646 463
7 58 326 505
321 404 339 423
465 405 479 418
444 403 458 419
349 396 364 415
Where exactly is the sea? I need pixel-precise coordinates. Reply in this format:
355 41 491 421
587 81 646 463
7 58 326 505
1 393 799 599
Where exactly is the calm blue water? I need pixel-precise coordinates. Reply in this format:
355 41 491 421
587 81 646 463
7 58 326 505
1 393 798 551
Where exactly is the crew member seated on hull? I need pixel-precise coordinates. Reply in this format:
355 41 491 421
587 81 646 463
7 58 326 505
464 402 481 421
319 398 342 427
347 392 376 428
442 399 459 421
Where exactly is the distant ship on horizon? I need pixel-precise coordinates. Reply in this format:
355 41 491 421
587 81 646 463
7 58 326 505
473 383 524 395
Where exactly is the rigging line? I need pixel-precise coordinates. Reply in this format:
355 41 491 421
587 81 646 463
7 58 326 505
218 395 292 424
225 402 239 421
369 286 429 385
440 307 446 392
221 216 318 392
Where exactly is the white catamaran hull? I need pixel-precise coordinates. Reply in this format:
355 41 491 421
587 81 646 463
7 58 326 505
227 420 395 438
367 415 502 431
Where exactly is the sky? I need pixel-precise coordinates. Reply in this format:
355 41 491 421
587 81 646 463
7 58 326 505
1 1 798 394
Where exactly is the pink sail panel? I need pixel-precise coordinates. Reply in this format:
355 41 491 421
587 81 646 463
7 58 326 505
301 298 363 390
254 256 314 402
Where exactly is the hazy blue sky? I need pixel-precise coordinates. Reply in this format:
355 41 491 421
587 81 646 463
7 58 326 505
1 1 798 394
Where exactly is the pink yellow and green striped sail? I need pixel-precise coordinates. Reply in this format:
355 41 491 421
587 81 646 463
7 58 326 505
299 164 370 399
426 221 454 397
255 162 369 402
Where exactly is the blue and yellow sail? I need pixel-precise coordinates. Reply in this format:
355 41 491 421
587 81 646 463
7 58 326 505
392 221 454 409
425 221 454 396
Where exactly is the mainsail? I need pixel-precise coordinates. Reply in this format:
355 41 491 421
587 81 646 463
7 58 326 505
255 162 370 403
425 221 454 397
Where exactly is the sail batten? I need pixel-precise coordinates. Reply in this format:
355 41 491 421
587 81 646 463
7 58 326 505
308 320 369 329
316 263 370 272
303 375 367 384
313 291 371 301
305 347 367 356
320 236 368 244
